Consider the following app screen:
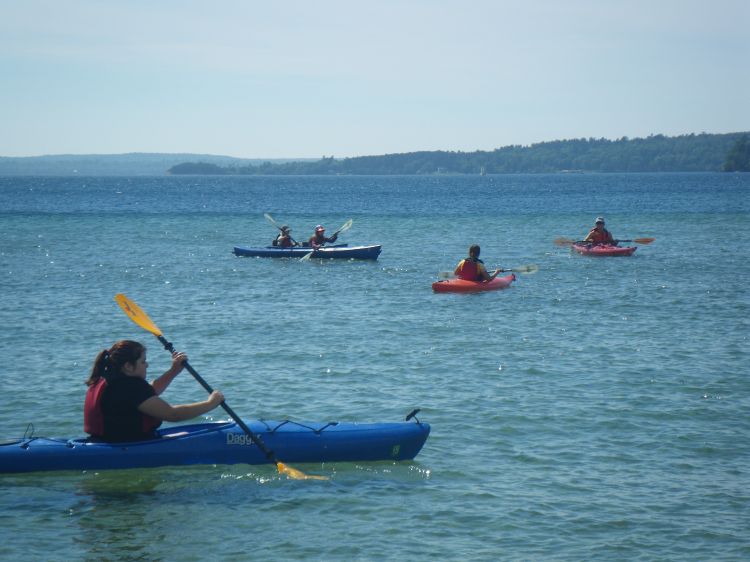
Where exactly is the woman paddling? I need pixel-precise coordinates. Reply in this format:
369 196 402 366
454 244 500 282
84 340 224 442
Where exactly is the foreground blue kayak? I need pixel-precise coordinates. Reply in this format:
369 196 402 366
0 418 430 473
233 244 382 260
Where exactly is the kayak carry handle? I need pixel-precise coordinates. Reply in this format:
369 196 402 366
405 409 421 422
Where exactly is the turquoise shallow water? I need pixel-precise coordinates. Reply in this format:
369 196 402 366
0 173 748 560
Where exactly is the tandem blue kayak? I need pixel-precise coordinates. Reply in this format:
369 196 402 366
233 244 382 260
0 417 430 473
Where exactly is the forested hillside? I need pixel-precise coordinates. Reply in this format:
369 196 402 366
169 132 749 175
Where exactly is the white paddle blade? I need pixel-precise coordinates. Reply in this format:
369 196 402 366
264 213 282 230
334 219 353 235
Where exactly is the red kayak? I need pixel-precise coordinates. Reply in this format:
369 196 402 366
432 274 516 293
572 243 636 257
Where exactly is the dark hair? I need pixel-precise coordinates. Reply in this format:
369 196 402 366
469 244 481 258
86 340 145 386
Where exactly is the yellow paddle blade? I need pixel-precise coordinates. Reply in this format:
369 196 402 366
554 237 575 247
634 237 655 244
277 462 328 481
114 294 163 337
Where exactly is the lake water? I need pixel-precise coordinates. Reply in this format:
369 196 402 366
0 173 748 560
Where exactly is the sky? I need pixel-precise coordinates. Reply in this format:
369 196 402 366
1 0 749 158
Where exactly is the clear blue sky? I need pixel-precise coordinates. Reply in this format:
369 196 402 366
2 0 748 158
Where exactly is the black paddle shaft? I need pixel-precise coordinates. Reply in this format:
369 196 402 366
156 335 276 461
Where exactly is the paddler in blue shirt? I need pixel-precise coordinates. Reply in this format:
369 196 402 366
454 244 500 282
308 224 338 248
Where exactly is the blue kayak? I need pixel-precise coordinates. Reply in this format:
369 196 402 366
0 417 430 473
233 244 382 260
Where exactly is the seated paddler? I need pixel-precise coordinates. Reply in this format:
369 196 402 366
583 216 616 246
273 225 298 248
84 340 224 442
454 244 500 282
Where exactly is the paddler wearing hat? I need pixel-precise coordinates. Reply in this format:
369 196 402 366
273 225 299 248
308 224 339 248
583 217 616 245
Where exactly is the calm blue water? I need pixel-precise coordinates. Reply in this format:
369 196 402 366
1 173 748 560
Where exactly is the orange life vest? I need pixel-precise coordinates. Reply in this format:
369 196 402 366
456 258 484 281
586 228 613 244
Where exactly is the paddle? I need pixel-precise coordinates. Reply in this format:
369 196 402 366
114 293 326 480
554 237 655 247
263 213 299 246
438 264 539 279
301 219 354 261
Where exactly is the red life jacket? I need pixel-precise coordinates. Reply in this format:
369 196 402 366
84 377 162 438
84 377 107 436
456 258 482 281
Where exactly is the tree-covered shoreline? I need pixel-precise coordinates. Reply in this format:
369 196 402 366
169 132 750 175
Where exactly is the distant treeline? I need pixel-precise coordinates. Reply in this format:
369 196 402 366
169 132 750 175
0 153 310 176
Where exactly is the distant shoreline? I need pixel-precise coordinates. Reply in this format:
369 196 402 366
1 132 748 175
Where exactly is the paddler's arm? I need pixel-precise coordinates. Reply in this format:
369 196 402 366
138 391 225 422
480 265 498 282
151 351 187 395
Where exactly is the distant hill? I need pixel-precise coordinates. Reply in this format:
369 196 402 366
0 153 310 176
3 133 748 176
167 132 749 175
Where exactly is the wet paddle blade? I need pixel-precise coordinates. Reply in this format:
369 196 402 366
633 237 655 244
114 294 163 336
277 462 328 480
335 219 353 235
514 264 539 274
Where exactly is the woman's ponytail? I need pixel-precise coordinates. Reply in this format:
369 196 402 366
85 341 145 386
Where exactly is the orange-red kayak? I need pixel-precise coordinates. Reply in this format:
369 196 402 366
432 274 516 293
572 243 636 256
